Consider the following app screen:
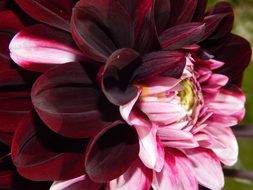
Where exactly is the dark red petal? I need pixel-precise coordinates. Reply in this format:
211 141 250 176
11 112 87 181
0 131 14 145
159 22 205 50
154 0 171 34
85 121 139 183
9 24 84 72
169 0 198 26
0 10 24 32
203 2 234 40
15 0 71 31
129 0 160 53
0 154 15 189
71 0 134 62
134 51 186 81
32 62 118 138
101 48 140 106
0 33 13 70
0 0 8 10
202 34 251 85
0 70 32 139
192 0 208 21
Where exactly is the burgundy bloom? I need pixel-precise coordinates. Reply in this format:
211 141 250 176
1 0 251 190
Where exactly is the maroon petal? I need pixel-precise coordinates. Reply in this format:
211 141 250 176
32 62 118 138
134 51 186 81
9 24 84 72
0 33 13 70
11 112 87 181
203 2 234 40
169 0 198 26
130 0 160 53
159 22 206 50
0 131 14 145
85 121 139 183
202 34 252 85
15 0 71 31
192 0 208 21
0 0 8 10
0 10 24 32
154 0 171 34
101 48 140 106
0 154 15 189
0 70 33 141
71 0 134 62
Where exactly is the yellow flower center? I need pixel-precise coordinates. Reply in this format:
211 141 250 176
178 79 195 112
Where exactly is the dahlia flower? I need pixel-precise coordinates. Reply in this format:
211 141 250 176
0 0 252 190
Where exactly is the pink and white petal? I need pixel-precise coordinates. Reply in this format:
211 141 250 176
9 24 85 72
207 88 245 121
152 149 198 190
162 139 199 149
204 74 228 90
50 175 101 190
107 159 152 190
203 126 238 166
157 127 193 141
119 89 142 125
184 148 224 190
135 124 165 172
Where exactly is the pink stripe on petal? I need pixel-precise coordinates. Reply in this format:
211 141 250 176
50 175 101 190
9 24 85 72
153 149 198 190
184 148 224 190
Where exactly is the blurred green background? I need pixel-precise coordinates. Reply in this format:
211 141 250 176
208 0 253 189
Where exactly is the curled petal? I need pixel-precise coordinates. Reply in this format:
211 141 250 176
11 112 87 181
101 48 140 106
32 62 118 138
15 0 72 31
85 122 139 183
9 24 85 72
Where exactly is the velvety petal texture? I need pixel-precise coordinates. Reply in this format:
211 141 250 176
15 0 73 31
85 122 139 183
0 70 33 145
32 62 118 138
11 112 87 181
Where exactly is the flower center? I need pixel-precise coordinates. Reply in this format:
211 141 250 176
178 79 195 112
